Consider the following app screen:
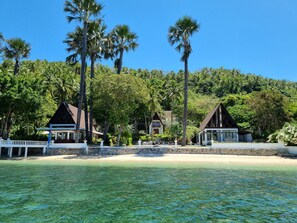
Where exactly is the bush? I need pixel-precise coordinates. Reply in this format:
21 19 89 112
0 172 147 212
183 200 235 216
268 122 297 145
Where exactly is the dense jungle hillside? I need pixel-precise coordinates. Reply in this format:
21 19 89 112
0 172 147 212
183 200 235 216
1 60 297 142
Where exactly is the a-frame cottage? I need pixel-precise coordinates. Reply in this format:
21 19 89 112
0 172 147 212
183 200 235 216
42 102 102 143
149 111 176 135
197 103 241 145
149 113 164 135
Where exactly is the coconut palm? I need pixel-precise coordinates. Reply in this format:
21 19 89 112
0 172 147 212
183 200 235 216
2 38 31 75
110 25 138 74
64 0 103 142
168 16 199 146
87 22 111 141
64 21 112 142
0 32 3 49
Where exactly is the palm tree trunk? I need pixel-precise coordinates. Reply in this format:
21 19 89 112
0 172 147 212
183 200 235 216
116 125 123 146
144 115 148 134
83 79 89 143
103 121 110 143
89 56 95 142
75 21 88 142
116 49 124 74
182 57 189 146
14 59 19 75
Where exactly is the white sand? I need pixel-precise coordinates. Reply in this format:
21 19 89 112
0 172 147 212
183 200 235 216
20 154 297 166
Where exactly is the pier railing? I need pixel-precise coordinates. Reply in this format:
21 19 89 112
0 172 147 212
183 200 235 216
0 139 88 158
0 139 47 147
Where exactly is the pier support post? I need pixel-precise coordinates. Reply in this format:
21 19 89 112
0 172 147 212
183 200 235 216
9 147 13 158
84 140 88 155
18 147 22 156
43 147 46 156
24 147 28 158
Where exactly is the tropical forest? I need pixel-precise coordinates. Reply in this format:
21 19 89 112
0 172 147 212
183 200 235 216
1 0 297 146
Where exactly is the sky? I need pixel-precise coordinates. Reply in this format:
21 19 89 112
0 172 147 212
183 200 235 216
1 0 297 81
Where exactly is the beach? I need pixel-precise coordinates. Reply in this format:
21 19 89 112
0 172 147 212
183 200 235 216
10 154 297 166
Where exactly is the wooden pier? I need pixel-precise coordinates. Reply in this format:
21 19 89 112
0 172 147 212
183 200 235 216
0 139 47 158
0 139 89 158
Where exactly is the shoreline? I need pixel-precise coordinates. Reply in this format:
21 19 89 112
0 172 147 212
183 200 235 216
2 154 297 166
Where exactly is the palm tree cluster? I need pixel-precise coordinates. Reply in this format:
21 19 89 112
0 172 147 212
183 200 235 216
64 1 200 145
64 0 138 142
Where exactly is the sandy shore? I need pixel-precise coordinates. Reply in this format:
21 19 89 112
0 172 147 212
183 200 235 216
12 154 297 166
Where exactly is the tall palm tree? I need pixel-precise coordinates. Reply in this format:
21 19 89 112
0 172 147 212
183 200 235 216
87 22 111 141
0 32 3 49
168 16 199 146
2 38 31 75
110 25 138 74
64 0 103 142
64 21 112 142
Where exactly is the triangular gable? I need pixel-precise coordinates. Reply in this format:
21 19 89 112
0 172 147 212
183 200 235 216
152 113 164 125
199 103 238 130
47 102 100 132
47 102 76 127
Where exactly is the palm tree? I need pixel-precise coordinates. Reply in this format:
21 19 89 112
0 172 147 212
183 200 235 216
64 0 103 142
87 22 111 141
0 32 3 48
110 25 138 74
64 21 112 142
168 16 199 146
163 80 182 110
2 38 31 75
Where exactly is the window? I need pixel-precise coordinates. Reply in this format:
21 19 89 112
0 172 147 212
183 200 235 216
152 121 161 127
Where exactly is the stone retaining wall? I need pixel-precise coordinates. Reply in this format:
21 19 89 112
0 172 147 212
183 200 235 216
45 146 288 156
47 148 85 155
88 146 286 156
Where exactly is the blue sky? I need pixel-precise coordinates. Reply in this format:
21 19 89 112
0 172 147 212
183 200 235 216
1 0 297 81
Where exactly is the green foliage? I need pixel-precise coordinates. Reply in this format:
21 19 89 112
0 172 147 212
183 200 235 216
186 125 199 143
167 123 182 140
223 94 253 131
139 134 151 142
268 122 297 145
1 58 297 142
110 25 138 74
93 73 149 126
2 38 31 75
248 90 290 138
175 91 219 126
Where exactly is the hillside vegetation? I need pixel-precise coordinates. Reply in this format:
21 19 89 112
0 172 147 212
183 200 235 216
1 60 296 142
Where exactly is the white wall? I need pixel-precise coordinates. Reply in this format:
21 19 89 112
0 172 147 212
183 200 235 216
211 142 285 149
286 147 297 155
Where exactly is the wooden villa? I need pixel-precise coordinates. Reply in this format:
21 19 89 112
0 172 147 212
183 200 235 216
149 111 175 135
149 113 164 135
39 102 102 143
197 103 252 145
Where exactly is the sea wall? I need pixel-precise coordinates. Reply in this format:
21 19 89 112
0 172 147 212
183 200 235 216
211 142 285 149
87 146 284 156
45 145 289 156
47 148 85 155
286 147 297 155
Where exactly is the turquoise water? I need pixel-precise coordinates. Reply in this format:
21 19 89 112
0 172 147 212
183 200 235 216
0 161 297 222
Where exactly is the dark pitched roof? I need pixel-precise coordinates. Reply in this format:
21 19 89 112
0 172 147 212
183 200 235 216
47 102 90 130
199 103 239 131
152 113 164 125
